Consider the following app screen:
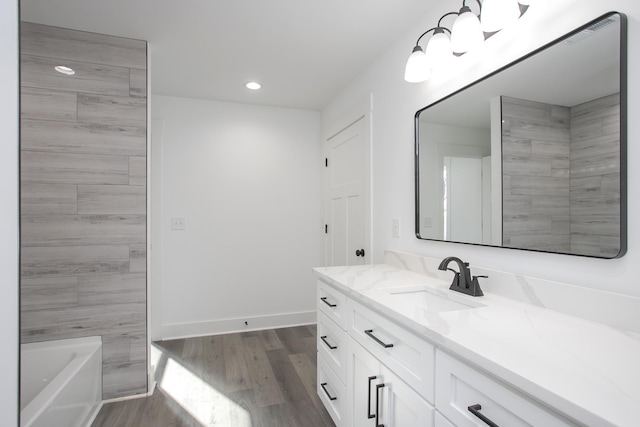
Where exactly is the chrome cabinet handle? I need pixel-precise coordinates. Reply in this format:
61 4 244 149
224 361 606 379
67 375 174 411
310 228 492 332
468 404 499 427
367 376 377 419
320 335 337 350
320 382 337 401
364 329 394 348
320 297 337 308
375 383 386 427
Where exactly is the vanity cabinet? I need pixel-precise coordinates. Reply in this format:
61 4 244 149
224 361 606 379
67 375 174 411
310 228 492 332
316 277 581 427
318 280 435 427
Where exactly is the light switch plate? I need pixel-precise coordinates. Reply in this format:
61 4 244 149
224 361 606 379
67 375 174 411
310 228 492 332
392 218 400 238
171 217 185 230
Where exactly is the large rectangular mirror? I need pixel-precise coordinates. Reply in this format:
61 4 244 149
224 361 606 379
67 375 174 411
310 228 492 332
415 12 627 258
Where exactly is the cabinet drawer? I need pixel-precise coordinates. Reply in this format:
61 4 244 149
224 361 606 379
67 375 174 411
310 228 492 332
436 350 577 427
348 298 435 403
318 311 347 382
318 353 346 427
317 280 347 330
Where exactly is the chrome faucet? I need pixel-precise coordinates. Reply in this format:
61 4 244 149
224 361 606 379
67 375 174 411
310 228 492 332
438 256 486 297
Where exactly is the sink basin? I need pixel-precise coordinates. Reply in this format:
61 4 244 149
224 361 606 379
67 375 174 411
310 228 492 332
382 285 482 314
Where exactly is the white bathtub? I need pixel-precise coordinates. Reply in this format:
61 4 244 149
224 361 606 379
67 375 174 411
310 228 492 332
21 336 103 427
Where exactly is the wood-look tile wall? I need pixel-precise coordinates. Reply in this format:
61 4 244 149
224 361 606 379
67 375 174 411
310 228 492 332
501 96 572 252
20 23 147 399
501 94 621 256
569 94 621 257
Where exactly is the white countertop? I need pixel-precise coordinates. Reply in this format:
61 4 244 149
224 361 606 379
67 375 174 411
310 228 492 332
313 263 640 427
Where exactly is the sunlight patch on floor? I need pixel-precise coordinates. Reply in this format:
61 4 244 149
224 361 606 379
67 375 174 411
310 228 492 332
159 356 252 426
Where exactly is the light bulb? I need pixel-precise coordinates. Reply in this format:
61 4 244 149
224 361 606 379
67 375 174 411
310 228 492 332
451 6 484 54
425 28 453 68
481 0 521 33
404 46 431 83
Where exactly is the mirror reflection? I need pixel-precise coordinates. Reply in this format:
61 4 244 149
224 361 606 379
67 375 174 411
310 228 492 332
415 12 626 258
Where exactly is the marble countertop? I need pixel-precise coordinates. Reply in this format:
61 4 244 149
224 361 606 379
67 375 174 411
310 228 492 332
313 263 640 427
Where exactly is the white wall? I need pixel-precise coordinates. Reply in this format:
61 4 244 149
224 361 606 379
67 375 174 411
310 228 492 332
323 0 640 297
152 95 322 339
0 0 19 424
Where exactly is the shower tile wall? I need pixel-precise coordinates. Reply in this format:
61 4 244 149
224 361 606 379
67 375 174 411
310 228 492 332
570 93 621 257
501 94 621 257
20 23 147 399
501 96 571 252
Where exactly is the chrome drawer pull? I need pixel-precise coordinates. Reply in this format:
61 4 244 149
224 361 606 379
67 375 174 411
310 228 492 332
364 329 394 348
468 404 499 427
320 335 337 350
320 382 337 401
320 297 337 308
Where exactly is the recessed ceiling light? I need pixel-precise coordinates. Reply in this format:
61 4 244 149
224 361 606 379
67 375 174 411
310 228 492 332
246 82 261 90
54 65 75 76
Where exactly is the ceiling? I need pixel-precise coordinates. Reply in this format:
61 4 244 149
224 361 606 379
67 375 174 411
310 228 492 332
20 0 437 110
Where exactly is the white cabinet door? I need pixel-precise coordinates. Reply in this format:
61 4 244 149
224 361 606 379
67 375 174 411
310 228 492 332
350 338 381 427
349 339 434 427
379 364 434 427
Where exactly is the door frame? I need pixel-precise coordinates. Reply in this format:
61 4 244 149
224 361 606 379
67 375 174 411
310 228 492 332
322 94 373 266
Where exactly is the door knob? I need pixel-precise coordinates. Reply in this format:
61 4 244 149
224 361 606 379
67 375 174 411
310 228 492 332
355 249 365 257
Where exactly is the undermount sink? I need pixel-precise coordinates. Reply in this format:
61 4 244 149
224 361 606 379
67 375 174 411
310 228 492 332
381 285 483 314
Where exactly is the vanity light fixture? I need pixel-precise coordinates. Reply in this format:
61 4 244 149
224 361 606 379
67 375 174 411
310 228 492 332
54 65 75 76
246 81 261 90
404 0 531 83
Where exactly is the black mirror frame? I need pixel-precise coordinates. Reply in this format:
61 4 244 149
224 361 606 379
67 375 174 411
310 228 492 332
414 11 627 259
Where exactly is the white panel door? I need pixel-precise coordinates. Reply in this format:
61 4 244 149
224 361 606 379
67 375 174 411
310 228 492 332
445 156 483 244
327 118 366 266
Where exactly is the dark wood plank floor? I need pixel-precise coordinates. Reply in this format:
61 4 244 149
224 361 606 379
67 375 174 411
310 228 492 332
92 325 335 427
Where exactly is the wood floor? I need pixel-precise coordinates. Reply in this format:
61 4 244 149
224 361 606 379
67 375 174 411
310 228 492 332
91 325 335 427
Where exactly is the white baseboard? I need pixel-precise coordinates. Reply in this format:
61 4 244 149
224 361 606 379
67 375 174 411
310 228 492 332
101 388 152 405
158 310 317 341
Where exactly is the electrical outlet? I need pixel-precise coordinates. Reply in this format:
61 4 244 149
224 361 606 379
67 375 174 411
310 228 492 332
171 217 185 230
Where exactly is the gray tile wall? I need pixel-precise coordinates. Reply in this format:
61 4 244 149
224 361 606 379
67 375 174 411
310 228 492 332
20 23 147 399
501 96 571 252
501 94 621 256
570 94 621 257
